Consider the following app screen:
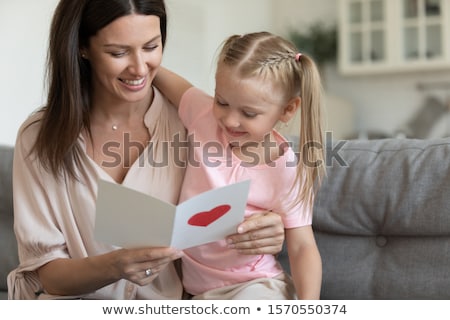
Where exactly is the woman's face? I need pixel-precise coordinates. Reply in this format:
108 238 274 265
82 14 163 104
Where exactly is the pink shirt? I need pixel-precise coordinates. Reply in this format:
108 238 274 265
178 87 312 295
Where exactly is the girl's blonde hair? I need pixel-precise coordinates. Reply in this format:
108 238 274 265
217 31 326 210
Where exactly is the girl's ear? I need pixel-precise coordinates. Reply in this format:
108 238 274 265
280 96 301 123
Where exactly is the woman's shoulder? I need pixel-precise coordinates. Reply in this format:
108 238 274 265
147 87 186 132
15 108 44 150
19 108 44 128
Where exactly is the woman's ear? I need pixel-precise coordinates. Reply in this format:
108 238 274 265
280 96 301 123
79 48 88 59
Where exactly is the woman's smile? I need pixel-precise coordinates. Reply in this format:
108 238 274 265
119 76 147 91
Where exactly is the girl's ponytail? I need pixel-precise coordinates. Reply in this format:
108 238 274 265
295 53 326 210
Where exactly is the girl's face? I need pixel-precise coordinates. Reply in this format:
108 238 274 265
213 66 296 148
82 14 163 104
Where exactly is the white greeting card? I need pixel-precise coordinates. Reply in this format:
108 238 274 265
94 179 250 249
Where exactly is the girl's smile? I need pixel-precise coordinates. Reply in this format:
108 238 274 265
224 127 248 138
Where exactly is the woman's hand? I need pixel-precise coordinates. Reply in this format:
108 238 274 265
38 247 183 296
113 247 183 286
226 211 285 255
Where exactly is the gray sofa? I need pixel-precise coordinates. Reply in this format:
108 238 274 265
311 137 450 299
1 138 450 299
0 145 17 300
279 137 450 299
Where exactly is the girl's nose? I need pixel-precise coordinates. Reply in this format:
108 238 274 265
222 110 240 128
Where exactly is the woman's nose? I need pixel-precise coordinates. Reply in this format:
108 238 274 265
129 53 147 76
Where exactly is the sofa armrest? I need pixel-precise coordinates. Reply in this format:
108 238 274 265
0 145 18 297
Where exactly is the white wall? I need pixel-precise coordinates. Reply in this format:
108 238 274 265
0 0 274 146
3 0 448 146
164 0 274 94
271 0 338 35
0 0 59 146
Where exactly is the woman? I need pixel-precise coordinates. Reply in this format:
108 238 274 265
7 0 284 299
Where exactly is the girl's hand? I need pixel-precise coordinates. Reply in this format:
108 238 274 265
226 211 285 255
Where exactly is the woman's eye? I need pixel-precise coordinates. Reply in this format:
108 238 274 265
144 45 158 51
110 52 126 58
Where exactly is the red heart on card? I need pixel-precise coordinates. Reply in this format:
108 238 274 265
188 204 231 227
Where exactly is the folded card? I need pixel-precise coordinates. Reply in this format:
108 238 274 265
94 179 250 249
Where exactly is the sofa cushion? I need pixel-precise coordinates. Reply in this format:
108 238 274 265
313 138 450 299
0 145 18 297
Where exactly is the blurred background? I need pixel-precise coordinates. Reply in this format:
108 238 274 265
1 0 450 146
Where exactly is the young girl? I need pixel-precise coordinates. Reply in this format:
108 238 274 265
154 31 325 300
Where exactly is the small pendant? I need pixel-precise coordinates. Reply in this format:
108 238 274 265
112 124 118 131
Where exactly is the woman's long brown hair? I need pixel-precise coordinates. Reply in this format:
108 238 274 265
31 0 167 179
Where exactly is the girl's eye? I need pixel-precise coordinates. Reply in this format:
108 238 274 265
243 111 258 118
215 99 228 107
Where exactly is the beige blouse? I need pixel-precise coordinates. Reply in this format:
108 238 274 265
7 88 187 299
